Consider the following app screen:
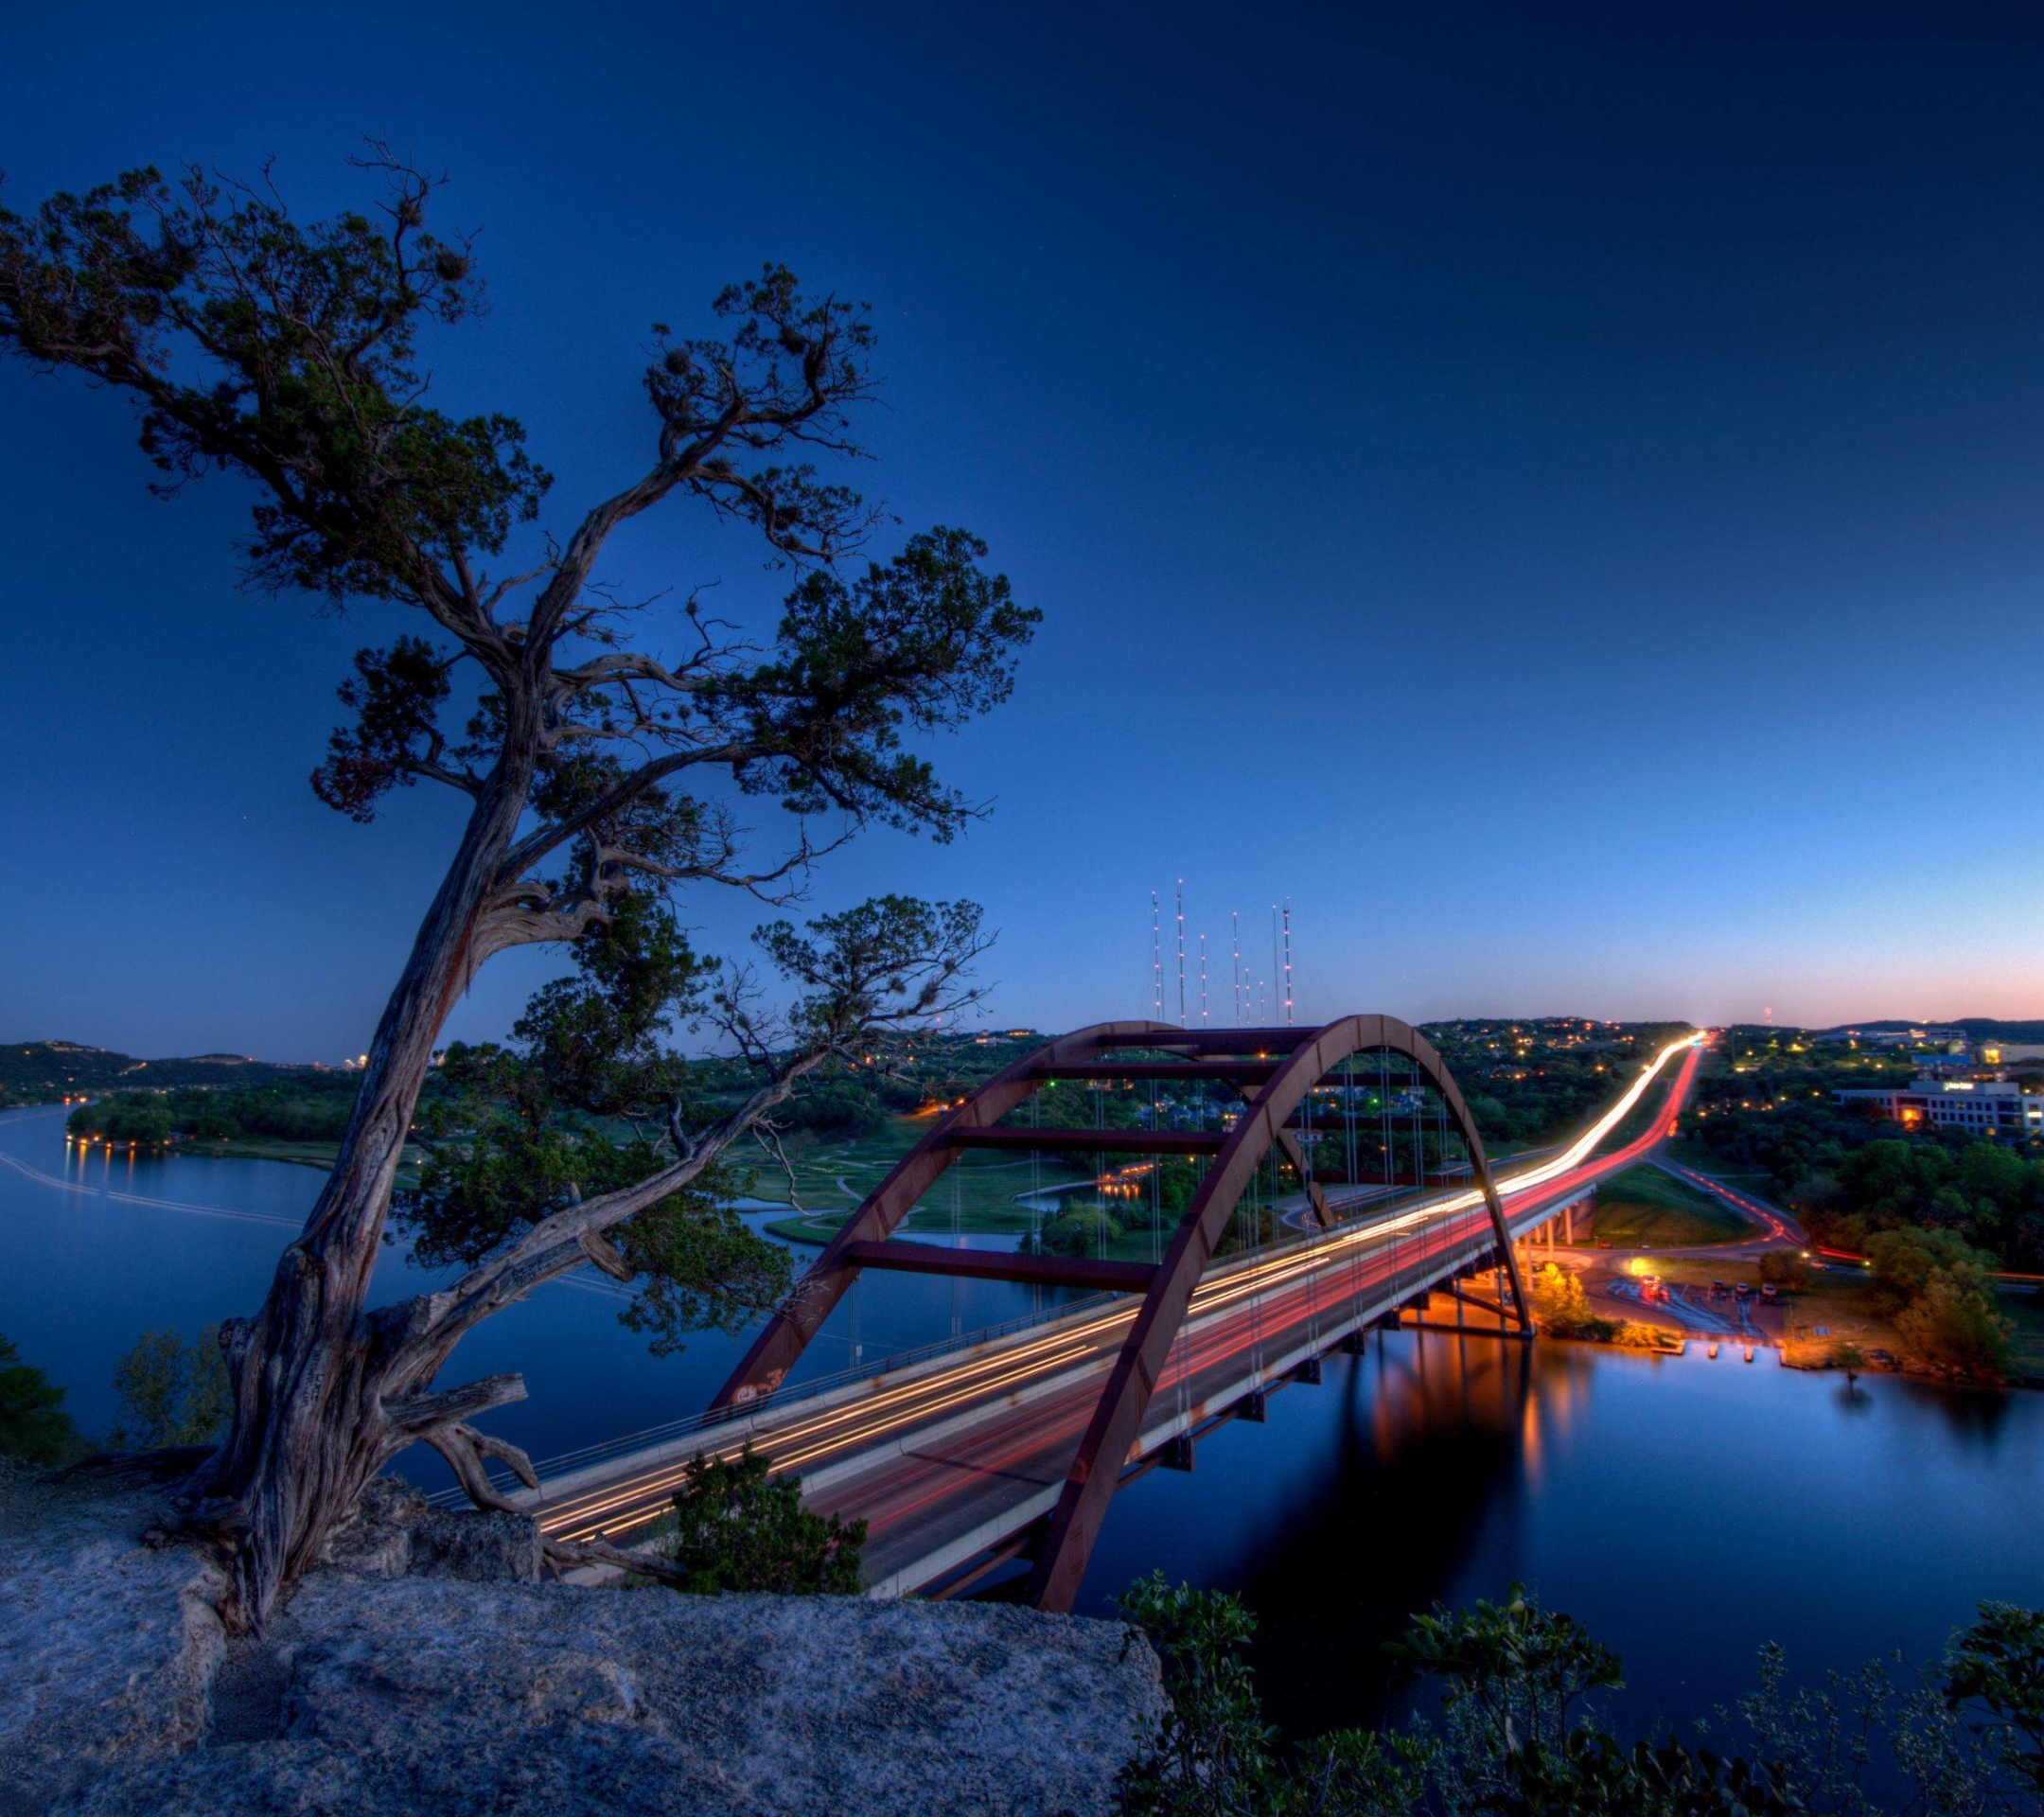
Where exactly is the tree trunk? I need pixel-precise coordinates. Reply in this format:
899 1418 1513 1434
181 720 537 1631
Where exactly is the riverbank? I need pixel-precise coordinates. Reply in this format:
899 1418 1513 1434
1532 1244 2044 1386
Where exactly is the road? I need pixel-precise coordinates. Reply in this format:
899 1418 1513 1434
530 1034 1708 1594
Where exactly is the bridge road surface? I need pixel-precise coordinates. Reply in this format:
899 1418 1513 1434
530 1037 1706 1596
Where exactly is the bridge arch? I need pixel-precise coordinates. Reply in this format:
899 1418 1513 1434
711 1015 1527 1610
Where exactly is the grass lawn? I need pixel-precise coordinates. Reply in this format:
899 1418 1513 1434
1660 1137 1773 1186
1590 1163 1757 1246
757 1116 1097 1244
188 1136 425 1188
1777 1272 1898 1366
2000 1288 2044 1380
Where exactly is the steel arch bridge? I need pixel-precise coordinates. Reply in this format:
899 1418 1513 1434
714 1014 1530 1612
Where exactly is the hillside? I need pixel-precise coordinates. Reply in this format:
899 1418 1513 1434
0 1040 335 1103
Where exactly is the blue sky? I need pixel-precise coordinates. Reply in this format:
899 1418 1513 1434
4 2 2043 1058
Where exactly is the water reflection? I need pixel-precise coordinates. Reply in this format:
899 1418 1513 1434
1075 1327 2044 1745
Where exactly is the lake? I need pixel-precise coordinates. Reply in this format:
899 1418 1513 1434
5 1101 2042 1743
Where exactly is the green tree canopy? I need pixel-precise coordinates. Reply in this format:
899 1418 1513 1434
0 1333 79 1466
662 1443 864 1596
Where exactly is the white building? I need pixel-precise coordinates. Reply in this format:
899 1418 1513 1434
1832 1075 2044 1142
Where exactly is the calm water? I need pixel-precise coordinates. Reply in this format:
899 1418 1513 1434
1077 1331 2044 1738
0 1104 1076 1473
5 1102 2042 1741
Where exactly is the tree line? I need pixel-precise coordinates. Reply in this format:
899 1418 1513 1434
1116 1574 2044 1815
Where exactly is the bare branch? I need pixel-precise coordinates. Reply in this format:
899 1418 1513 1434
383 1373 526 1432
420 1420 539 1514
751 1119 804 1212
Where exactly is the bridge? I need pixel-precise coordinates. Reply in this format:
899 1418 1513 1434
513 1018 1706 1610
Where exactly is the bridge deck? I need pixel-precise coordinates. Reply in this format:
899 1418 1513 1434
513 1037 1704 1598
527 1172 1595 1592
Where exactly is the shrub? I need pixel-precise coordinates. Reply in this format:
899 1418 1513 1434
0 1333 79 1465
1117 1578 2044 1815
663 1443 864 1595
108 1326 231 1449
1757 1250 1812 1292
1531 1265 1619 1341
1894 1280 2012 1382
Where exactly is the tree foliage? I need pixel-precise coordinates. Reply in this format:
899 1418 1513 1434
0 1333 79 1466
1862 1226 2011 1379
1833 1139 2044 1271
108 1326 232 1450
662 1442 864 1596
1945 1602 2044 1795
1529 1266 1618 1342
1114 1579 2044 1816
0 145 1040 1622
70 1084 360 1146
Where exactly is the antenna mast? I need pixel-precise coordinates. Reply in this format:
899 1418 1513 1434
1151 891 1164 1021
1270 907 1280 1030
1281 900 1295 1026
1175 879 1188 1028
1231 911 1242 1025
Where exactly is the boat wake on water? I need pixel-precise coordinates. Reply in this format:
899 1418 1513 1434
0 1119 634 1299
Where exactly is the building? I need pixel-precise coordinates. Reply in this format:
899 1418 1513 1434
1911 1050 1977 1076
1835 1026 1967 1050
1833 1075 2044 1142
1980 1042 2044 1067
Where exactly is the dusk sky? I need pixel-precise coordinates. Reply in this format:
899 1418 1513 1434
6 2 2043 1059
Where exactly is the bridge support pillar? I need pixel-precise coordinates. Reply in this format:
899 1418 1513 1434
1340 1330 1368 1354
1295 1356 1323 1385
1239 1390 1268 1422
1161 1435 1194 1472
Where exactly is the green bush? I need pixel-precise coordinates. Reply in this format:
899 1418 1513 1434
1530 1265 1619 1341
0 1333 80 1465
662 1443 864 1595
108 1326 231 1449
1039 1208 1124 1257
1116 1578 2044 1815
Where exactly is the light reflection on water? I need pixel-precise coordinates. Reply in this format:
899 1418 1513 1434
6 1103 2044 1746
1076 1325 2044 1740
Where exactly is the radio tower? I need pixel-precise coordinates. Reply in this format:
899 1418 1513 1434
1281 900 1295 1026
1269 908 1280 1029
1231 911 1242 1025
1151 891 1164 1021
1175 879 1188 1028
1199 934 1209 1026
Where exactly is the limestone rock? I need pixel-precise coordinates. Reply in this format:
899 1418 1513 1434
0 1461 227 1817
318 1475 544 1584
3 1460 1163 1817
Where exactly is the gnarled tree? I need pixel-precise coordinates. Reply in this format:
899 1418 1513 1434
0 150 1038 1627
